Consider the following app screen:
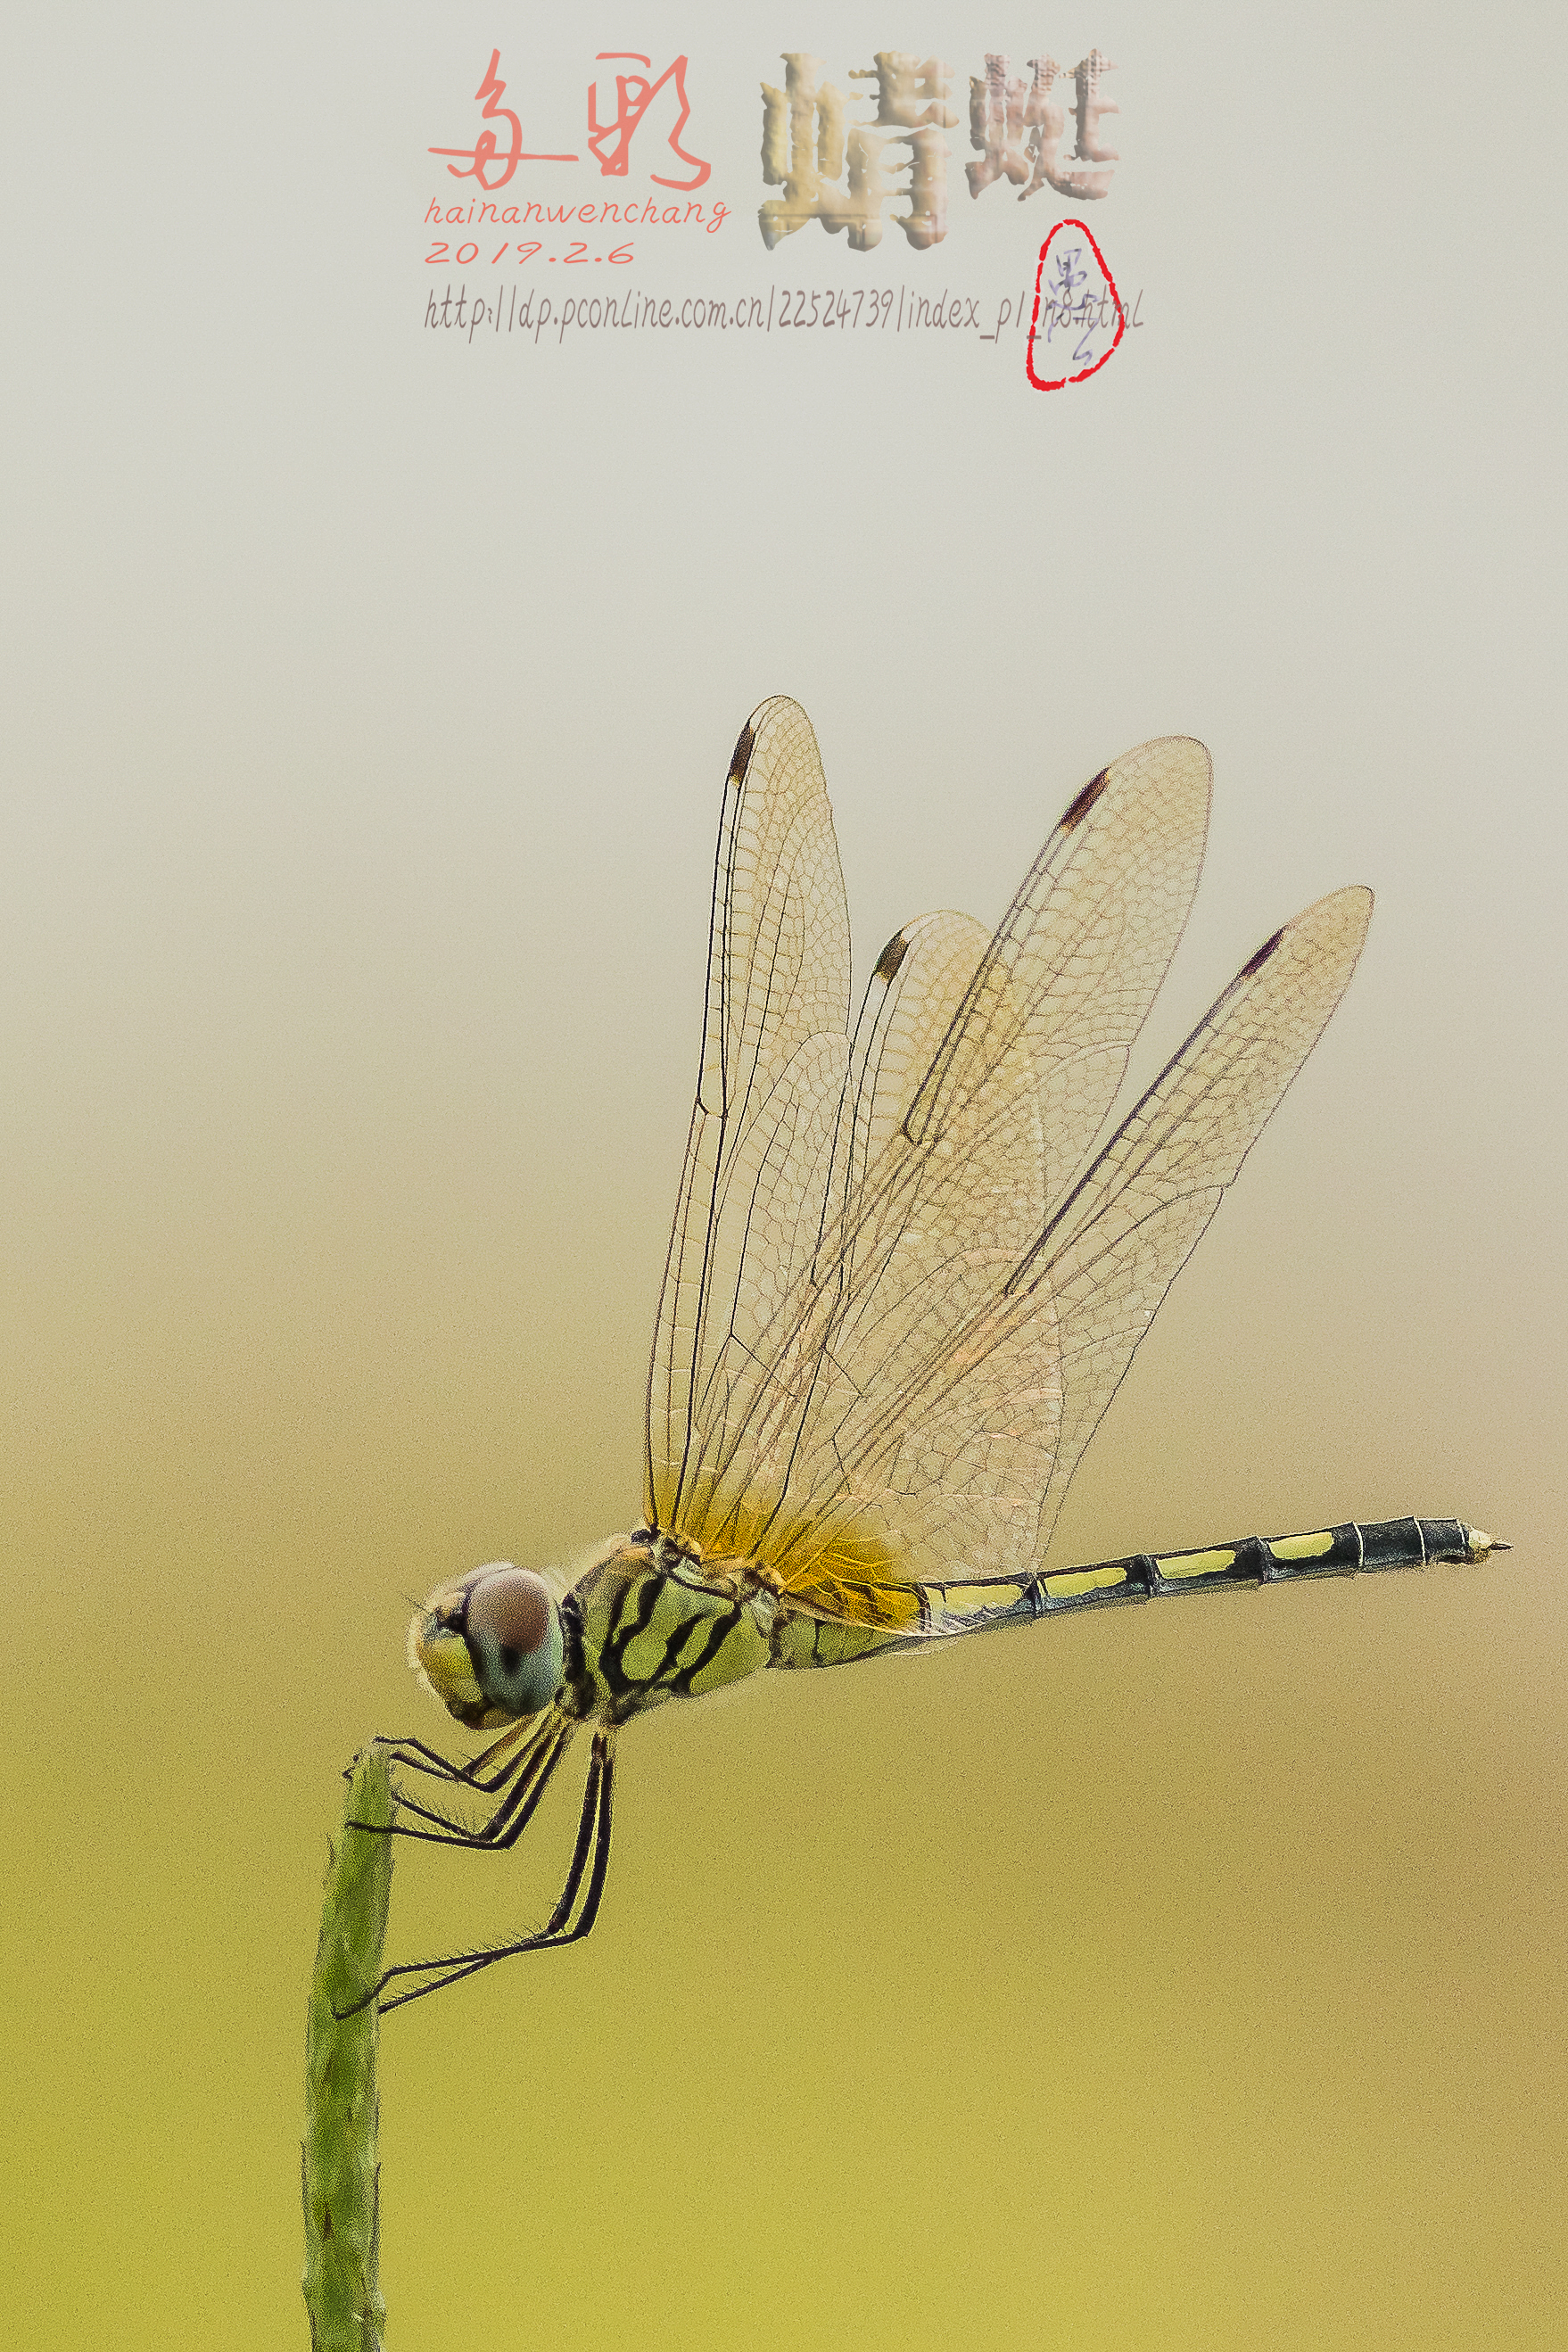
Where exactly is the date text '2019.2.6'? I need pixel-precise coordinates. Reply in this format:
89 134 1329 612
426 239 634 267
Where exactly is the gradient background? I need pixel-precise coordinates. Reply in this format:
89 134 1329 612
5 6 1564 2348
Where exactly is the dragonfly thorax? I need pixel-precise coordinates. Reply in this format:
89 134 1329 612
560 1534 776 1725
409 1563 566 1730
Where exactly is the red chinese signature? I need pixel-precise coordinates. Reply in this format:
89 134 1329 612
430 49 710 193
428 52 577 187
588 54 710 191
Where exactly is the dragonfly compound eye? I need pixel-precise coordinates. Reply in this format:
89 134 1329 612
464 1567 565 1719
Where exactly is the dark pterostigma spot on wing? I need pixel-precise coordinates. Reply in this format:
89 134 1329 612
1240 925 1287 978
874 929 912 983
1059 767 1110 832
729 722 755 781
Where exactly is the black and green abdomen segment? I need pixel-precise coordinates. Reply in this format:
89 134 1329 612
937 1515 1498 1636
1036 1515 1493 1612
770 1517 1501 1669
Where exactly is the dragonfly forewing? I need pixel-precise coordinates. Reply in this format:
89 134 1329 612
648 715 1220 1603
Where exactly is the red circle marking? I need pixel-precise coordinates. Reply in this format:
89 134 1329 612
1026 218 1126 392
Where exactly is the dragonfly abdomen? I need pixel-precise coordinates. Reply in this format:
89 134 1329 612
768 1519 1504 1671
922 1516 1505 1638
1033 1516 1500 1616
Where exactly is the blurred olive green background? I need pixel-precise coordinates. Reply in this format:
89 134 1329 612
5 5 1564 2348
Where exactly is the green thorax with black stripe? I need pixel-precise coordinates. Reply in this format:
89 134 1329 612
561 1535 776 1723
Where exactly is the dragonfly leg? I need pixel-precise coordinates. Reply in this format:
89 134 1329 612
357 1714 541 1793
353 1721 574 1851
342 1731 617 2018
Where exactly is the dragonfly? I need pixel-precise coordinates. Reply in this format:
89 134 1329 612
356 696 1504 2014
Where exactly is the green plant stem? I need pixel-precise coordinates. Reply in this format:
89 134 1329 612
302 1745 393 2352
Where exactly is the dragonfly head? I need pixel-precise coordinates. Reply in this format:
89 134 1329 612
409 1564 565 1729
